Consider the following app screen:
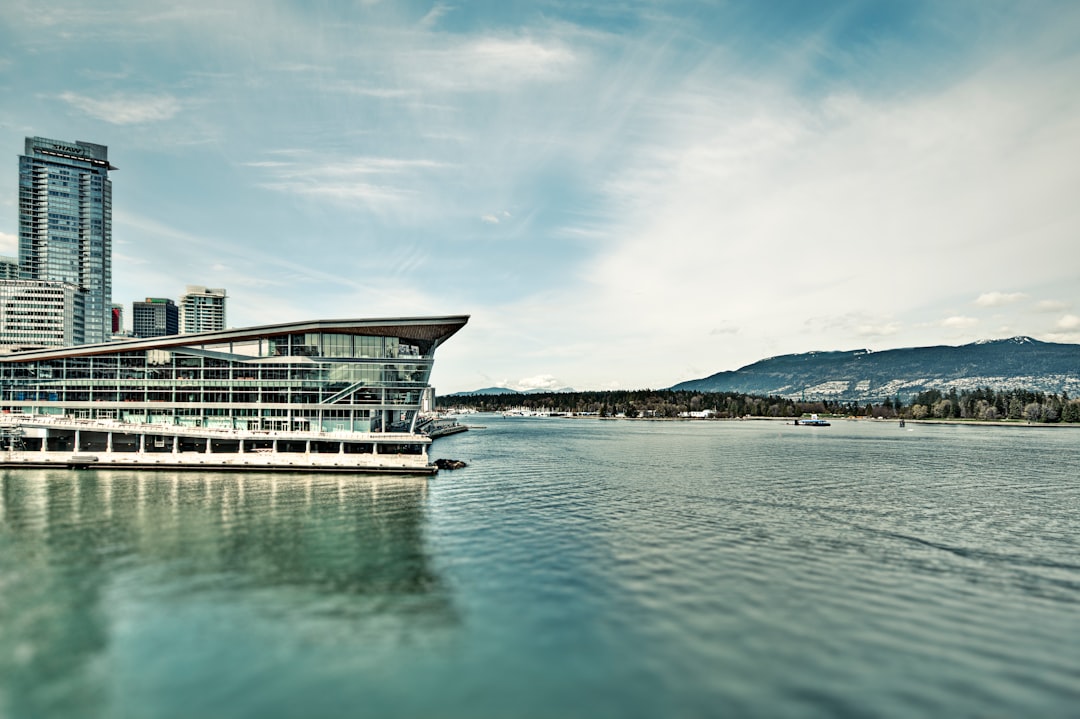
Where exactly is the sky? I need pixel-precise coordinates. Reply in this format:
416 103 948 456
1 0 1079 393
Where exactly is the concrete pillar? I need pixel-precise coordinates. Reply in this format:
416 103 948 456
239 439 245 454
172 436 178 454
139 434 145 453
74 430 81 452
305 440 310 455
41 431 48 453
106 433 113 453
339 441 345 454
206 438 213 454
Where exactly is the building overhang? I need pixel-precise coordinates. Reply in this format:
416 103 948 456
0 315 470 363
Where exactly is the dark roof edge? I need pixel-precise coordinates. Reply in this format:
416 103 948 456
0 315 470 362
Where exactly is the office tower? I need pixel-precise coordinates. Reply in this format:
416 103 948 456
132 298 179 338
0 256 19 280
0 279 85 349
18 136 115 344
179 286 226 333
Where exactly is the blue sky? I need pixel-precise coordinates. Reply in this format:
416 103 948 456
1 1 1078 393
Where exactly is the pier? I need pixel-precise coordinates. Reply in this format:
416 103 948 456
0 415 435 474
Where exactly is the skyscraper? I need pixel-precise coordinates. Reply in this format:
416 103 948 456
132 298 179 338
179 286 227 333
18 136 115 344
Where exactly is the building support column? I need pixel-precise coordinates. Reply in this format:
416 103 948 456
206 438 213 454
106 433 113 453
74 430 80 452
172 436 178 454
139 434 145 453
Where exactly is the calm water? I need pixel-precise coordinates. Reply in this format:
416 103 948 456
1 417 1078 718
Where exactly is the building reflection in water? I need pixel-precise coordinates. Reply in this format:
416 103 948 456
0 470 456 719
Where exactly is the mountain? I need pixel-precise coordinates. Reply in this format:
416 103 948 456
448 387 518 396
449 386 576 396
669 337 1080 402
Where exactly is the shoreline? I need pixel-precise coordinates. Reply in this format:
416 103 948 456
471 413 1080 429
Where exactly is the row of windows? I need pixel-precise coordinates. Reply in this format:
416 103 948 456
4 388 423 405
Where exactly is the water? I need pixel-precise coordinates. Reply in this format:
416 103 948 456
1 417 1078 718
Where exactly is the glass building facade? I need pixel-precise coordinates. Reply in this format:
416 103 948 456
0 316 467 433
18 137 115 344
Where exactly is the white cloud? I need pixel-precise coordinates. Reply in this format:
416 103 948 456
481 214 500 224
514 374 563 391
57 91 181 124
975 291 1027 307
1056 314 1080 330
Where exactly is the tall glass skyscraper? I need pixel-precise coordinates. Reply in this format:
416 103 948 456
18 137 115 344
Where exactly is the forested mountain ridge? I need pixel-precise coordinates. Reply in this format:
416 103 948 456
669 337 1080 402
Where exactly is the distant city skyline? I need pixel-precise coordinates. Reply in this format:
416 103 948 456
1 1 1078 392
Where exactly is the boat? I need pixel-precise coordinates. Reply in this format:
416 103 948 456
794 414 830 427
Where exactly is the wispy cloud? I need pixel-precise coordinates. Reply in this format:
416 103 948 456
406 34 580 91
57 91 181 124
247 154 450 210
975 291 1028 307
1035 299 1069 312
419 2 453 30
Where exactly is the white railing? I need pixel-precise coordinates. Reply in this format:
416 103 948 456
0 413 427 443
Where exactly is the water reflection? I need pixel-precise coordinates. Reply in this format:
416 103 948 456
0 470 455 719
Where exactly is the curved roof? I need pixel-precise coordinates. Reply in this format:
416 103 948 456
0 315 470 362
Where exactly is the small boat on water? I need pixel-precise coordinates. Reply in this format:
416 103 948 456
794 414 830 427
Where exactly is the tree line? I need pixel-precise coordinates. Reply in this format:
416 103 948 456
438 387 1080 423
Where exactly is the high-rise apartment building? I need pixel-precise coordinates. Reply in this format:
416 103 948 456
179 286 226 333
132 297 179 338
18 136 115 344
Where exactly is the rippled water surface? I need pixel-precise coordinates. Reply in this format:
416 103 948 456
1 417 1078 718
